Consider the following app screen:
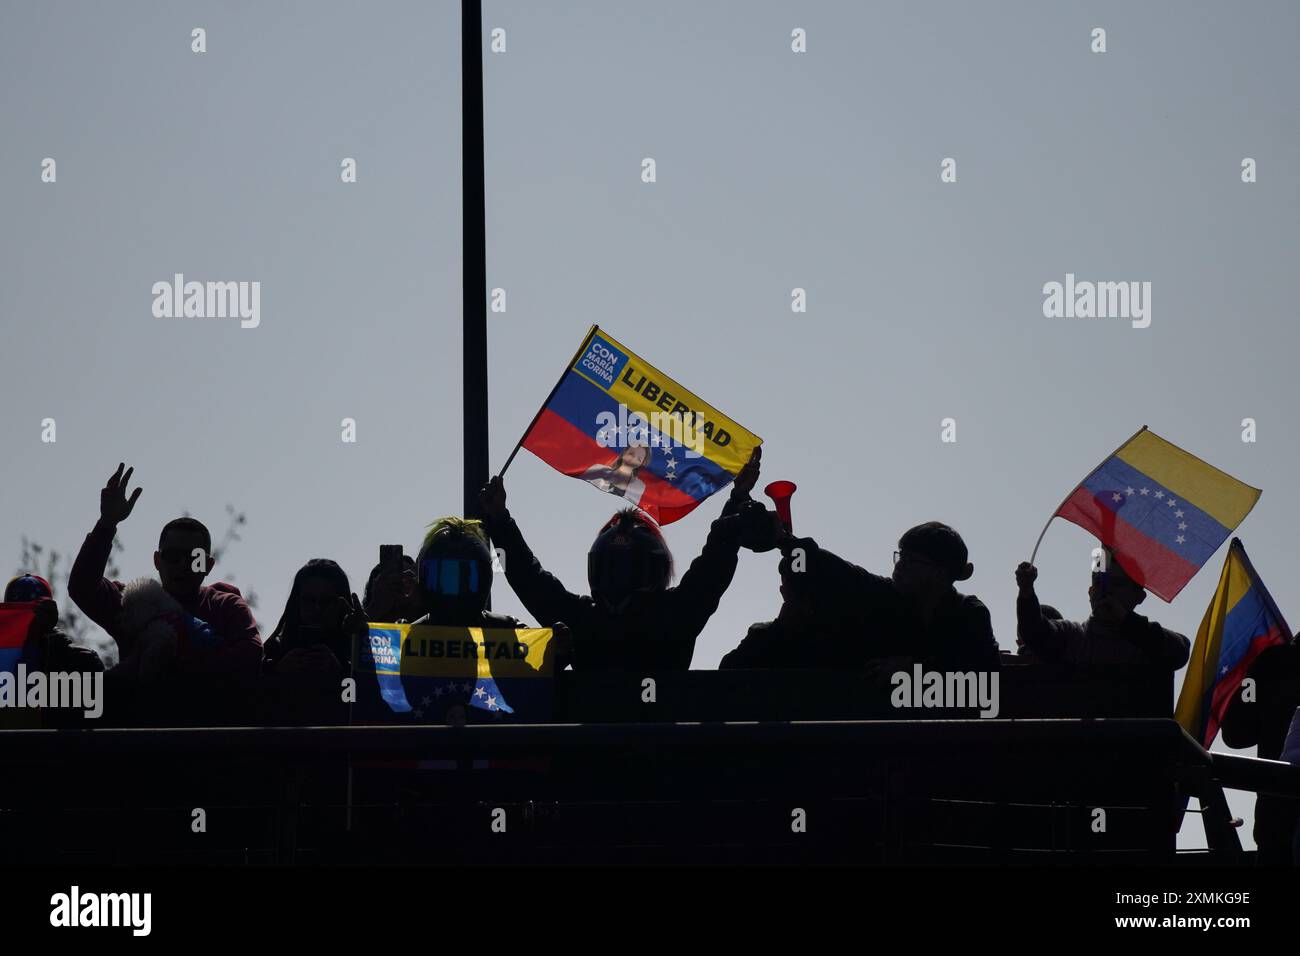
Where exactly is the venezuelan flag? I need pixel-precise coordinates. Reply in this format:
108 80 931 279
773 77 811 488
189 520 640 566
354 623 555 723
517 326 762 525
0 604 40 729
1054 428 1260 601
0 602 35 674
1175 540 1290 748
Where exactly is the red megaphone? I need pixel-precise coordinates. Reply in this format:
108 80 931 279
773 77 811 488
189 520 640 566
764 480 797 532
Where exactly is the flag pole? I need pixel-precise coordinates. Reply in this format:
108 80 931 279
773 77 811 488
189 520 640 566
1029 424 1148 564
462 0 489 522
497 325 601 478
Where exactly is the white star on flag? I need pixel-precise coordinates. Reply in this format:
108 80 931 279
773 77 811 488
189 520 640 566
1111 493 1122 503
1166 499 1176 507
1179 522 1187 531
1175 535 1186 544
1140 488 1149 496
1154 491 1164 500
1125 487 1135 496
486 695 498 709
475 686 486 698
1175 510 1184 518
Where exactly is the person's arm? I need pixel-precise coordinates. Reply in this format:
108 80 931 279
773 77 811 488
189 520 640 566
666 451 766 645
1015 562 1066 663
68 464 143 648
669 509 745 643
480 477 587 629
67 519 122 631
779 537 894 609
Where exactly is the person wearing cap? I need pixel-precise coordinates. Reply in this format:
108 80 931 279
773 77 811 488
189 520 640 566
477 449 765 671
1014 550 1190 671
773 521 1001 673
4 574 105 674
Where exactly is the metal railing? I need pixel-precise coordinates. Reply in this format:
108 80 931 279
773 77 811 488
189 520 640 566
4 715 1274 865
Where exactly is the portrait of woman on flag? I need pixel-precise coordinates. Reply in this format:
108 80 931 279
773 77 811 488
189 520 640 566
580 444 650 506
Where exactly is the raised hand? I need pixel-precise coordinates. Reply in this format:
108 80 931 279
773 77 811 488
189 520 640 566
731 446 762 499
341 592 368 641
1015 562 1038 591
100 462 143 526
479 475 508 521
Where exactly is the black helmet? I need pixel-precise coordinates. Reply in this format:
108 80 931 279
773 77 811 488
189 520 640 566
587 510 672 613
416 518 494 623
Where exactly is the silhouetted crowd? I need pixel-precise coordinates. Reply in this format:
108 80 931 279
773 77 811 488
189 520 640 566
10 456 1300 861
10 456 1199 684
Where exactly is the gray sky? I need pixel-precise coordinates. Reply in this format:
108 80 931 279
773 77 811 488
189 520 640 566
3 0 1298 851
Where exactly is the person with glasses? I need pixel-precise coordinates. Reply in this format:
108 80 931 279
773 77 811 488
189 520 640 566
773 520 1000 673
67 463 262 679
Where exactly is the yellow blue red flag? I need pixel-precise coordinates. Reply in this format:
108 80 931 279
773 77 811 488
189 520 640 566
0 603 34 676
1175 539 1291 748
1053 427 1261 601
517 326 762 525
355 624 555 723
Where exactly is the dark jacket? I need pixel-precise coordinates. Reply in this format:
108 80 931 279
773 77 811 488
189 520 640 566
1017 589 1190 672
720 619 792 670
23 627 104 674
720 609 874 670
778 539 1001 672
484 500 745 671
69 518 262 676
